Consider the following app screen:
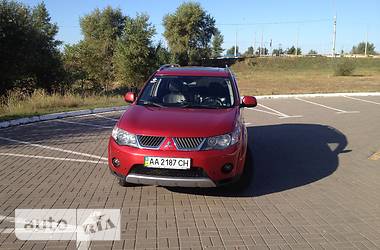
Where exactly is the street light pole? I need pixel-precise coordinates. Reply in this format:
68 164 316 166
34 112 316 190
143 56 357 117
332 15 337 57
365 28 368 56
234 31 237 57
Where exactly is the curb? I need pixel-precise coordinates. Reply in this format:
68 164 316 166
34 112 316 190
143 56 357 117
0 106 128 129
255 92 380 99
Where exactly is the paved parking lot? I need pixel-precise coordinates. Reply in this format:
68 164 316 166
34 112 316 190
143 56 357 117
0 95 379 250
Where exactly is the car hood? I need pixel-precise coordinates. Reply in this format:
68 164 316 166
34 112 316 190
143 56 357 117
117 105 239 137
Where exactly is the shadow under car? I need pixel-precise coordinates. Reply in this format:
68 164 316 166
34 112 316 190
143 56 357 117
168 123 349 197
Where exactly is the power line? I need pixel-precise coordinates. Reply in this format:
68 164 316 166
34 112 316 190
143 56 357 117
216 18 331 26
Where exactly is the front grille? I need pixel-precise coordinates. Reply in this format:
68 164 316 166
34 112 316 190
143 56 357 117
174 137 205 150
130 165 207 178
137 135 165 148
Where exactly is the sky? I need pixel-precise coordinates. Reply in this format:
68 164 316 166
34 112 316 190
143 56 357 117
22 0 380 54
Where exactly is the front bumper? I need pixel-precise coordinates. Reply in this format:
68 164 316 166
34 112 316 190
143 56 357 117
108 137 246 187
126 173 216 187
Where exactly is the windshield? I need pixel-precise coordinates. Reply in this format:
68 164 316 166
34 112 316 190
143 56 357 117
137 76 236 109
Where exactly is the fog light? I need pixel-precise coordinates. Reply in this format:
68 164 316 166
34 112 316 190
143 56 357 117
221 163 233 173
112 158 121 167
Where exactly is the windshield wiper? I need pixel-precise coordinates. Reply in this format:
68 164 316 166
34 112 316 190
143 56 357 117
140 101 166 108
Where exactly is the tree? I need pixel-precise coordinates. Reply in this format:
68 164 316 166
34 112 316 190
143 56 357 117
226 46 239 57
114 14 156 88
351 42 376 55
243 46 254 57
79 7 126 91
0 0 63 95
31 2 63 92
308 49 318 55
163 2 217 65
211 29 224 58
62 43 89 93
272 48 284 56
286 46 301 55
155 41 171 66
256 47 268 56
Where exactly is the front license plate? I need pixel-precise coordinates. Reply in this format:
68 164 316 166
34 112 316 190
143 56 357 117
144 156 191 170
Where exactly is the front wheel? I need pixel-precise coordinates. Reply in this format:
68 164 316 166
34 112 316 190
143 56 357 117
118 177 132 187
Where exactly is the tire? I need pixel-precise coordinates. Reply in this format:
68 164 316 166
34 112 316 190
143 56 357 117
118 177 130 187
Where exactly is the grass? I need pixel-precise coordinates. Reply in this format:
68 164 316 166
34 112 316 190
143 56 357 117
0 90 125 121
232 57 380 95
1 57 380 122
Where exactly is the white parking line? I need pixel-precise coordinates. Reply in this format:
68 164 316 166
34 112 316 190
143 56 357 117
343 95 380 105
0 215 15 234
55 120 113 129
0 215 14 222
295 97 359 114
254 104 302 118
249 108 281 116
0 153 107 164
0 136 108 161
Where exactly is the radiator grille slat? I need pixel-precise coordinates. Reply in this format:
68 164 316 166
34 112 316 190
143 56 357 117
137 135 205 150
137 135 165 148
174 137 205 150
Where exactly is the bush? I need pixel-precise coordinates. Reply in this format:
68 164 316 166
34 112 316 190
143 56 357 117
334 59 356 76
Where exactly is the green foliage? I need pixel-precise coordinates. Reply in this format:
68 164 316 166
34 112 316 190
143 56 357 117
62 43 91 93
243 46 254 57
308 50 318 55
163 2 217 65
256 47 269 55
114 14 156 88
351 42 376 55
286 46 302 55
226 46 239 57
334 59 356 76
272 48 284 56
0 0 63 95
77 7 126 91
211 29 224 58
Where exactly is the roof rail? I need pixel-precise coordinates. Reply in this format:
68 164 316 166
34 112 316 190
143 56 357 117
225 64 234 76
158 64 180 71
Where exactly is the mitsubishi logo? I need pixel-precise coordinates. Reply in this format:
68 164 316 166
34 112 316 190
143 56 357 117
164 141 172 149
161 138 176 150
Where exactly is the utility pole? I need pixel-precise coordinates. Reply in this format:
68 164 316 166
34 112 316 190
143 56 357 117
270 39 273 56
253 32 256 56
295 29 299 56
332 15 337 57
260 30 264 56
234 31 237 57
364 28 368 56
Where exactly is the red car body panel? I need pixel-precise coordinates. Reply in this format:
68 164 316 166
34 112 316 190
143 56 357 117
117 105 238 137
108 137 247 183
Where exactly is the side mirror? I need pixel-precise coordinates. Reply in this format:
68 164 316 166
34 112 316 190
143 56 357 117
241 96 257 108
124 92 136 103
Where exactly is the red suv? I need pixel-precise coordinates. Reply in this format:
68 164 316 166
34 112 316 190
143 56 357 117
108 65 257 187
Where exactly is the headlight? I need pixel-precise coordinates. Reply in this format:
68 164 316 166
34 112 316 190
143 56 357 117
202 123 241 150
111 126 138 147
